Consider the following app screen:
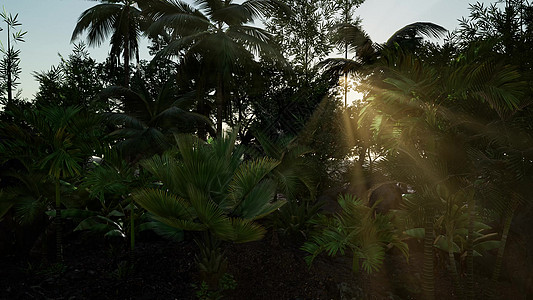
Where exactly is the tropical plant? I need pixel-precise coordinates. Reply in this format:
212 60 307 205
1 104 102 261
33 43 111 111
133 129 285 242
451 3 533 296
142 0 287 136
133 129 286 285
100 69 213 161
358 37 526 299
330 0 364 106
249 131 321 240
252 131 316 199
0 7 26 105
320 21 447 83
400 185 500 299
76 147 153 265
71 0 145 87
302 193 408 274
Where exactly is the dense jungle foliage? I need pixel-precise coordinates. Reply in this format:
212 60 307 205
1 0 533 299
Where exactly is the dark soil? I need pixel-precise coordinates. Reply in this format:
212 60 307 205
0 231 527 300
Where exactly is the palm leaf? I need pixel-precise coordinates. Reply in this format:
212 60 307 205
230 218 267 243
227 157 279 204
71 3 122 46
133 188 194 220
386 22 447 47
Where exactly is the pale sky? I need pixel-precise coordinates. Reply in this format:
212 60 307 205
1 0 491 100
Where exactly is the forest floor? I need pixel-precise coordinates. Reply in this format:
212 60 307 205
0 230 526 300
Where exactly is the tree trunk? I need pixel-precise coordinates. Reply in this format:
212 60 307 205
196 71 209 140
488 203 516 299
123 6 130 88
344 30 348 107
6 26 12 105
55 177 63 262
422 210 435 300
216 72 225 137
447 225 463 299
465 194 475 300
129 196 135 267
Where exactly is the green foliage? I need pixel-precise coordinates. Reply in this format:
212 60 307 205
33 43 112 111
133 129 286 243
144 0 287 135
252 131 317 199
0 6 26 104
71 0 146 86
193 273 237 300
269 198 322 239
302 194 408 274
100 67 212 160
77 147 156 254
266 0 337 73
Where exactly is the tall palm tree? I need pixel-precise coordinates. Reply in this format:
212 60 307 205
71 0 145 87
142 0 287 136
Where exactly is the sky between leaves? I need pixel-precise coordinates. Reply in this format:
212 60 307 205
1 0 493 100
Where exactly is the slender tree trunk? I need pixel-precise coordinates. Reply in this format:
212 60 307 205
465 194 475 300
422 209 435 300
55 177 63 262
216 72 225 137
129 197 135 267
343 67 347 107
6 26 13 105
196 71 209 140
488 203 516 299
344 7 348 108
358 144 367 167
447 225 463 299
124 47 130 87
123 6 130 88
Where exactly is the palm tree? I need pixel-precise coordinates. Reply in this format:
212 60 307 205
71 0 145 87
321 21 447 80
1 104 101 261
100 70 213 161
133 129 286 286
142 0 287 136
302 193 408 274
330 0 365 107
360 40 525 299
133 129 286 241
252 131 316 199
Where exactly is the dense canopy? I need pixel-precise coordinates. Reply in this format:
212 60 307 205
1 1 533 299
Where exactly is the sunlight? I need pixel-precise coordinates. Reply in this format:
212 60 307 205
1 1 532 299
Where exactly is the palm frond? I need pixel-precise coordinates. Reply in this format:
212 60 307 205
144 0 210 37
386 22 447 47
133 188 194 220
319 57 364 77
187 185 236 239
226 25 277 57
228 157 279 202
303 194 407 274
230 218 267 243
71 3 122 46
